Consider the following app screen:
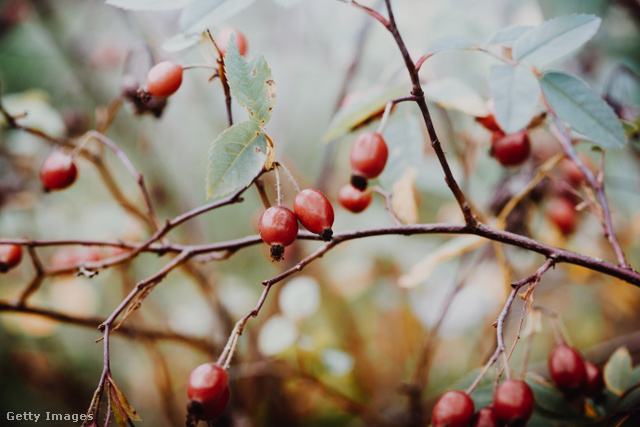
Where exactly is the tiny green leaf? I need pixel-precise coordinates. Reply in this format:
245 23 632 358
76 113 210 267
225 39 276 128
424 36 475 55
513 14 601 65
604 346 632 396
541 71 626 149
206 121 268 200
322 86 406 142
179 0 256 34
490 65 540 134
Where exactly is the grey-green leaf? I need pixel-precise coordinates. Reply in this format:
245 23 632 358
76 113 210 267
490 65 540 134
424 36 475 56
106 0 186 11
540 71 626 149
179 0 256 34
225 39 276 128
603 346 632 396
206 121 267 200
513 14 601 65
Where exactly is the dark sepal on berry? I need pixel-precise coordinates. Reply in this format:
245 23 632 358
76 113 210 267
319 228 333 241
350 174 368 191
270 244 285 262
186 400 203 426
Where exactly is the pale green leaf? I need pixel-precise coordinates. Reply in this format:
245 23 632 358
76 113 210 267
486 25 533 45
513 14 601 65
490 65 540 133
206 121 267 200
179 0 256 34
540 71 626 149
604 346 632 396
161 32 201 53
322 86 406 142
225 39 276 128
423 77 488 117
107 0 186 10
378 114 424 188
424 36 475 55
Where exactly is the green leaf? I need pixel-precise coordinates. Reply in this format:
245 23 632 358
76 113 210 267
423 77 488 117
161 32 201 53
525 374 579 417
108 378 142 427
206 121 268 200
486 25 534 45
604 346 632 396
179 0 256 34
622 120 639 136
540 71 626 149
322 86 406 142
424 36 475 55
225 39 276 128
513 14 601 65
489 65 540 134
378 115 424 188
106 0 186 10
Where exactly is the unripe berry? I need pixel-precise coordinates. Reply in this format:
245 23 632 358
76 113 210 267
338 185 372 213
146 61 183 98
40 151 78 191
293 189 334 241
350 132 388 180
0 244 22 273
583 361 604 398
545 196 578 235
548 344 586 393
490 130 531 167
258 206 298 261
187 363 230 420
431 390 475 427
217 27 248 56
493 379 534 426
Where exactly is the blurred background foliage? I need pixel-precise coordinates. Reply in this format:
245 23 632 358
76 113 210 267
0 0 639 425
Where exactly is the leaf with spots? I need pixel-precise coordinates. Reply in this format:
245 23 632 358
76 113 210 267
225 38 276 128
206 120 268 200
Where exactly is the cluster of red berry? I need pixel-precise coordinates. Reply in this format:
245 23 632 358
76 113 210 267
548 344 604 399
432 379 534 427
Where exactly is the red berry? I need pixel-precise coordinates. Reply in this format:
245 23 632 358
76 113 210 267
338 185 372 213
548 344 586 393
350 132 388 180
258 206 298 261
490 130 531 167
472 406 499 427
0 244 22 273
293 189 334 241
493 379 534 426
583 361 604 398
545 197 578 235
187 363 230 420
217 27 248 56
558 154 595 186
146 60 183 98
431 390 475 427
40 151 78 191
476 114 502 132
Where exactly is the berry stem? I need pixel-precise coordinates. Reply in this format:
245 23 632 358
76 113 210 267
371 186 401 225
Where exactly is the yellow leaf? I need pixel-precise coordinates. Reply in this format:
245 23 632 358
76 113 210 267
391 167 418 224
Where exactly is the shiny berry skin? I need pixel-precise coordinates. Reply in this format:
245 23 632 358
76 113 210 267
490 130 531 167
583 361 604 398
187 363 230 420
476 114 502 133
40 151 78 191
472 406 499 427
338 185 372 213
431 390 475 427
146 61 183 98
493 379 535 426
217 27 248 56
545 196 578 235
258 206 298 261
293 189 334 241
0 244 22 273
350 132 388 180
548 344 586 393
